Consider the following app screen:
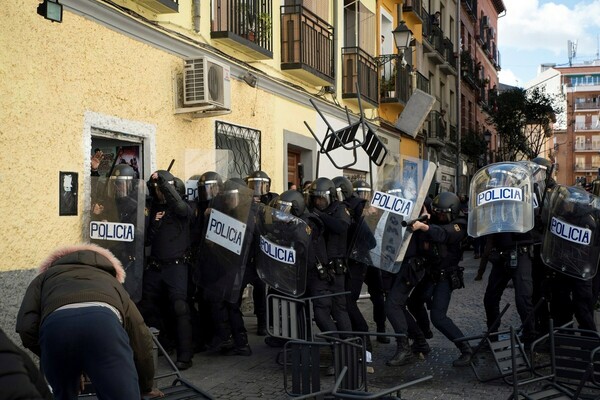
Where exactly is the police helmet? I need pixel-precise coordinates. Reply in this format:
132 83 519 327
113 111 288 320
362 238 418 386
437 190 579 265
173 177 186 200
147 170 175 200
246 170 271 196
273 189 305 217
532 157 552 171
223 178 246 209
431 191 461 222
109 164 136 198
382 180 403 197
352 180 372 201
305 177 336 211
332 176 353 202
197 171 223 202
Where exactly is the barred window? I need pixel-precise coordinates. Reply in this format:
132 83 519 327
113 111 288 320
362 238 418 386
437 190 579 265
215 121 261 179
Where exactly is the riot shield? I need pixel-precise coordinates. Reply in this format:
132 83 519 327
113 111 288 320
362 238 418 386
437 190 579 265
468 162 535 238
349 156 436 273
87 176 145 302
519 160 545 210
197 179 255 303
255 205 309 297
183 149 232 202
541 185 600 280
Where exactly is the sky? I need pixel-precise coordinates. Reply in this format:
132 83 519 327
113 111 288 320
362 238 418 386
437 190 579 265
498 0 600 87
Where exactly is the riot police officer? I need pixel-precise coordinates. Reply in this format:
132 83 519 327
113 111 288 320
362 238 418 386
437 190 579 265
352 179 389 342
305 178 352 334
139 170 194 370
407 192 472 366
244 170 279 335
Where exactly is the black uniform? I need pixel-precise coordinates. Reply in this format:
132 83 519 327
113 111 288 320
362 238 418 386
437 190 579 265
484 232 536 343
139 172 194 367
408 216 470 360
311 200 352 333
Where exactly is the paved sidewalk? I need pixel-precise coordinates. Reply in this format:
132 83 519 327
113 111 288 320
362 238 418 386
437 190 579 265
161 251 525 399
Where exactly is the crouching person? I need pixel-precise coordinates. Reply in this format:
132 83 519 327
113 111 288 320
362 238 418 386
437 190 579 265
16 243 162 399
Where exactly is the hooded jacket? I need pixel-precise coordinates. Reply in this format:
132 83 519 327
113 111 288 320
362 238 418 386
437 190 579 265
16 243 154 393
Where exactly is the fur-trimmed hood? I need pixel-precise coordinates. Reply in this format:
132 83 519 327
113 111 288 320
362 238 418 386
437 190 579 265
37 243 126 283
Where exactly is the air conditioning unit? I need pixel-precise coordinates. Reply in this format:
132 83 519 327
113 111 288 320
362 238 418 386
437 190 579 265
183 57 231 109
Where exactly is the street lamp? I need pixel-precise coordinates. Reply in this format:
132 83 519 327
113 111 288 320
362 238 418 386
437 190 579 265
392 21 413 53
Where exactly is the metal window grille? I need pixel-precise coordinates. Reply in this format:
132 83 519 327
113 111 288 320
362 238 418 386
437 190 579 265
215 121 261 178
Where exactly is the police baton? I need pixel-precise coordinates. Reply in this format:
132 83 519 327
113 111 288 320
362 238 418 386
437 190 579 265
401 214 429 227
167 159 175 172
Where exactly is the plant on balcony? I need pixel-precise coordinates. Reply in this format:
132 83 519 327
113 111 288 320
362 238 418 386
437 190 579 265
257 12 272 42
381 73 396 98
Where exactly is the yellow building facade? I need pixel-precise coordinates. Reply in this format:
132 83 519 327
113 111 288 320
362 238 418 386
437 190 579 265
1 0 419 274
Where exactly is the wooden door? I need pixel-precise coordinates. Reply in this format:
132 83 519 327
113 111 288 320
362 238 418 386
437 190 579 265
287 151 301 189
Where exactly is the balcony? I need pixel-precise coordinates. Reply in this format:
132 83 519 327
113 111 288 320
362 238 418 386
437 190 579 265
136 0 178 13
417 71 430 94
423 20 445 65
425 110 446 148
574 143 600 151
478 85 488 107
342 47 379 108
462 0 477 20
574 163 599 172
575 102 600 110
211 0 273 60
448 124 458 146
460 50 479 90
378 54 411 106
439 37 457 75
574 123 600 132
280 4 334 86
403 0 424 24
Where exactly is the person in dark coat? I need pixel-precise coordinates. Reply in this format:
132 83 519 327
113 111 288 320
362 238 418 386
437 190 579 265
16 243 160 399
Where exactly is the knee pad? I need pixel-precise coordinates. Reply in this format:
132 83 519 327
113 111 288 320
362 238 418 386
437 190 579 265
173 299 190 317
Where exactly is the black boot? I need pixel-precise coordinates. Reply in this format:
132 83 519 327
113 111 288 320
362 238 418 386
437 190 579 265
452 343 473 367
376 324 390 344
222 333 252 356
411 337 431 355
386 337 414 366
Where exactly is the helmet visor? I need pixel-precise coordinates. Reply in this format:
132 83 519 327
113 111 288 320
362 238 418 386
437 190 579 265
354 187 372 201
306 190 331 211
247 177 269 196
109 176 134 198
198 180 220 202
274 199 293 214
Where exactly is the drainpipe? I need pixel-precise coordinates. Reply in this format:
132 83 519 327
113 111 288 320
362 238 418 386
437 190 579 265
455 0 461 193
193 0 200 33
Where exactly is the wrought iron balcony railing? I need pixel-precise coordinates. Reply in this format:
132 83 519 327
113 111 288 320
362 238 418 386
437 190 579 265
403 0 424 22
211 0 273 58
378 54 411 105
341 47 379 107
280 4 334 83
462 0 477 19
574 143 600 151
426 110 447 147
417 71 429 94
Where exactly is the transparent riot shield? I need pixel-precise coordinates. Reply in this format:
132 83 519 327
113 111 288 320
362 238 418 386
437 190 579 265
197 179 255 303
87 176 145 302
255 205 309 297
183 149 232 202
468 162 535 238
349 156 436 273
519 160 545 210
541 185 600 280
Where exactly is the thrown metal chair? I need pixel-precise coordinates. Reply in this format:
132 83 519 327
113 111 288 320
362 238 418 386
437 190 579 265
510 324 600 400
317 331 433 399
456 299 549 385
267 291 351 365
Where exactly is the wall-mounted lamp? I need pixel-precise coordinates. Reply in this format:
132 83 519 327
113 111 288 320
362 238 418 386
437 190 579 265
37 0 63 23
392 21 413 53
242 71 257 88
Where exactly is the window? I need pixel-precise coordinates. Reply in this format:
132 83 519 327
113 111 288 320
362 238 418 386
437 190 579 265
215 121 261 178
575 135 585 150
